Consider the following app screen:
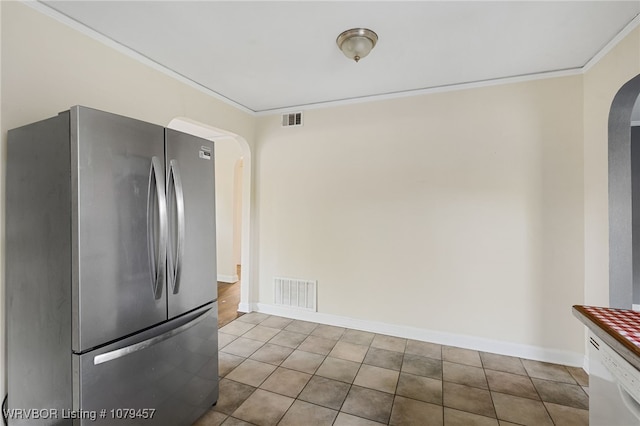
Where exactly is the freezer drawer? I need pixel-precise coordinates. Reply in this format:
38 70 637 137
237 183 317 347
75 304 218 426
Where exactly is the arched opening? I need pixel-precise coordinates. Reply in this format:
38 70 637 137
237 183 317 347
167 117 252 320
608 74 640 308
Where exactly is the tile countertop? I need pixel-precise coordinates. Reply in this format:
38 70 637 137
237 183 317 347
573 305 640 371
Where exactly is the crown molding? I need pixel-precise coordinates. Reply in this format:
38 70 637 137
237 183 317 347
583 12 640 73
255 68 583 116
25 0 255 115
25 1 640 117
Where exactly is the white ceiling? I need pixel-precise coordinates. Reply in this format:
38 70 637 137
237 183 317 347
40 1 640 113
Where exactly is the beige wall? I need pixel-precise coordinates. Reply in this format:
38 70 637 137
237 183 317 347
215 139 243 282
583 26 640 308
233 159 244 267
256 75 586 359
0 1 255 394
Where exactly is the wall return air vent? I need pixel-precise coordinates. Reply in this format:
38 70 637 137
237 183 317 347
281 112 303 127
274 277 317 311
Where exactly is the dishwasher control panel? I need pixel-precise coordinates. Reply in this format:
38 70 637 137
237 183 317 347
593 334 640 403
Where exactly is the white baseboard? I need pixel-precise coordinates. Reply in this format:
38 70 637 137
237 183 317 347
237 302 252 313
250 303 585 367
218 274 239 284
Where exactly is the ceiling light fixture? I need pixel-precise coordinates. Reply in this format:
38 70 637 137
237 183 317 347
336 28 378 63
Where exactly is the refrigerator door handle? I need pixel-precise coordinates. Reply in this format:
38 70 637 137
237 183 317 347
147 156 168 300
168 159 186 294
93 308 209 365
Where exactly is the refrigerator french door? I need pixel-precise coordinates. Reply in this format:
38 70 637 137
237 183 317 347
165 128 217 320
7 106 218 426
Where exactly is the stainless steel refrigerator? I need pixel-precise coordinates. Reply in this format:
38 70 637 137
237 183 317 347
6 106 219 425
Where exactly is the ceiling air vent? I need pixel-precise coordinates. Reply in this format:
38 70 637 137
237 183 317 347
282 112 303 127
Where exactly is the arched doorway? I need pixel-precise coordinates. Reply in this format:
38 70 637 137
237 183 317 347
608 74 640 308
167 117 252 318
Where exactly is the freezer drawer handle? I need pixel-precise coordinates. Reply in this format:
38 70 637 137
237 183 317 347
93 309 209 365
168 159 185 294
147 156 168 300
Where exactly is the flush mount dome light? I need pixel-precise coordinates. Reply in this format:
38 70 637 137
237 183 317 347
336 28 378 63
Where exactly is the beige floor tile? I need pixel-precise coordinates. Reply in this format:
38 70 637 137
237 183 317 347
353 364 400 394
218 352 245 377
521 359 576 384
316 357 361 383
406 340 442 360
220 418 253 426
567 366 589 387
371 334 407 353
259 367 312 398
280 349 325 374
363 347 403 371
278 400 338 426
298 335 338 355
389 396 443 426
531 378 588 409
268 330 308 348
443 361 488 389
298 375 351 410
480 352 527 376
219 321 256 336
220 337 264 358
235 312 270 325
259 316 293 329
443 346 483 367
333 412 386 426
241 325 281 342
218 332 238 350
341 329 376 346
225 359 277 387
342 385 395 424
311 324 346 340
213 379 256 415
285 319 318 334
492 392 553 425
544 402 588 426
396 372 442 405
249 343 294 366
401 353 442 379
212 316 590 426
231 389 294 426
330 341 370 363
444 408 499 426
193 409 227 426
485 369 539 400
443 382 496 418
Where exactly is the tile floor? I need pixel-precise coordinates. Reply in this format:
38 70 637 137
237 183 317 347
193 313 589 426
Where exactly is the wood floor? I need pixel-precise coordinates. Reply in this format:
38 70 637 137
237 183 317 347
217 280 241 328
